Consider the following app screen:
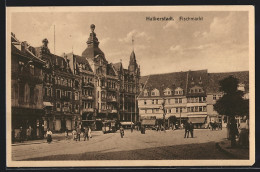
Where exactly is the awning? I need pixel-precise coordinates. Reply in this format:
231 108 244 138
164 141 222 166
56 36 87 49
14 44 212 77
120 122 134 125
188 117 206 123
141 119 156 125
43 102 53 107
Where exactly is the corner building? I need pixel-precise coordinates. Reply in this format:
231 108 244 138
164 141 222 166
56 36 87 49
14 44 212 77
81 24 140 129
138 70 249 129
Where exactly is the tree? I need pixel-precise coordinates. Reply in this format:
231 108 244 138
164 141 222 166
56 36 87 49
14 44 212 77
168 115 177 128
214 76 249 148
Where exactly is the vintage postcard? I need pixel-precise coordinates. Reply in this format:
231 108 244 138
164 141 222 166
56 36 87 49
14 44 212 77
6 6 255 167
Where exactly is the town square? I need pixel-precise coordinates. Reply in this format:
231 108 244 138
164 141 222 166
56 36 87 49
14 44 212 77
7 7 253 166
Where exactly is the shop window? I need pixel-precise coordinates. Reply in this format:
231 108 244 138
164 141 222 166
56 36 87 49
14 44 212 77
29 64 34 75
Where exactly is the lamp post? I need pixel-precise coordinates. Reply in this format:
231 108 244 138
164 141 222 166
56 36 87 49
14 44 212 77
162 98 166 132
179 109 182 129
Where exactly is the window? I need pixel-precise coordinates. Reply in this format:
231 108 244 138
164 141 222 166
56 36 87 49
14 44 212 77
44 87 48 96
144 90 148 96
191 89 194 93
168 99 171 104
169 109 171 113
29 64 34 75
156 109 159 112
67 91 72 99
203 106 207 112
156 99 158 104
195 89 198 93
152 99 154 104
75 92 79 100
199 106 203 112
195 106 198 112
29 86 34 103
56 89 61 99
213 95 216 100
179 98 182 103
199 89 202 93
144 100 147 105
56 103 61 111
19 61 24 72
175 98 178 104
191 107 194 112
151 92 155 96
187 107 190 112
176 108 178 113
180 108 182 113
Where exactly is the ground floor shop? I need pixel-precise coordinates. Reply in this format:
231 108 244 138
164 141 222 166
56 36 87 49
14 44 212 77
12 107 45 142
42 113 79 132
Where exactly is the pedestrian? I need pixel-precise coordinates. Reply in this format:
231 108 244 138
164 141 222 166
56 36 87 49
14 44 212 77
72 128 77 141
46 128 52 144
184 121 190 138
189 122 194 138
77 127 81 141
88 126 92 138
65 128 69 140
26 127 31 141
84 127 89 141
120 126 124 138
19 126 23 142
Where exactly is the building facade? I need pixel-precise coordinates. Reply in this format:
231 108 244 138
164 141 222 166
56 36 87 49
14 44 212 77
138 70 249 129
11 33 45 140
11 24 141 133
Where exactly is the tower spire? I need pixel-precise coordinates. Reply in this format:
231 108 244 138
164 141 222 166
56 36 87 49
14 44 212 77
132 35 134 51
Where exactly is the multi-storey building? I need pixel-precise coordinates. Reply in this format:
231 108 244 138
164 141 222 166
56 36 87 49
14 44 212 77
34 39 82 132
81 24 119 130
66 53 95 129
11 33 45 140
138 70 249 129
113 52 140 125
207 71 249 127
11 24 141 132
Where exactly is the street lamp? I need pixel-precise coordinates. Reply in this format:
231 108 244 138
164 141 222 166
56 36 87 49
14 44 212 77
161 98 166 132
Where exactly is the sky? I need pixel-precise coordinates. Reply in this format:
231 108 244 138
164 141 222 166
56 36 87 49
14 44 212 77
11 11 249 76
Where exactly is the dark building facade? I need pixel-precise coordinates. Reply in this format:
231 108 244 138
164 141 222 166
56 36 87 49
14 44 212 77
11 24 141 133
11 33 46 141
34 39 82 132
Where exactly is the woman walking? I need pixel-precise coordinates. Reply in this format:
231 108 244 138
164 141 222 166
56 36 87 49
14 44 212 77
46 128 52 144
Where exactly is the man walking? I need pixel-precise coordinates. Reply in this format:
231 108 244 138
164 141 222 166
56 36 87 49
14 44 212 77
184 121 190 138
189 121 194 138
120 126 124 138
84 126 89 141
77 127 81 141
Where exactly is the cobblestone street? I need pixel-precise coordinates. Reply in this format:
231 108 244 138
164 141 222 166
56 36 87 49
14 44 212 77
11 128 245 160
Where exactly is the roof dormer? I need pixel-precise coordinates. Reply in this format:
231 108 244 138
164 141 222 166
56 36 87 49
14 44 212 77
151 88 160 96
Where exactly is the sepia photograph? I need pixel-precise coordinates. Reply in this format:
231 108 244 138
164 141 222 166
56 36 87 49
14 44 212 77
6 6 255 167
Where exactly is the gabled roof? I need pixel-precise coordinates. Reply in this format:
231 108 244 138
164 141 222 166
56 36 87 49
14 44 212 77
207 71 249 94
139 71 188 98
112 62 122 72
106 63 117 76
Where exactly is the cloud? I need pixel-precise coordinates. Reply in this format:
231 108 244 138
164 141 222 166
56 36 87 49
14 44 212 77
99 37 111 45
169 45 183 53
163 21 179 29
118 30 153 43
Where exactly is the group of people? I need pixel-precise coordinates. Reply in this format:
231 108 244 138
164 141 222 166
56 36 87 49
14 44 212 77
15 126 35 143
184 121 194 138
72 126 92 141
45 126 93 144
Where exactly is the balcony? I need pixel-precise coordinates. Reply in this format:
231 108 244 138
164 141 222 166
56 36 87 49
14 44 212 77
83 108 94 113
82 95 94 100
82 82 94 88
111 109 117 113
107 97 117 102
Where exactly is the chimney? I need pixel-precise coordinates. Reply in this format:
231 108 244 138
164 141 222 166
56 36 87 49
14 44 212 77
21 41 28 53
